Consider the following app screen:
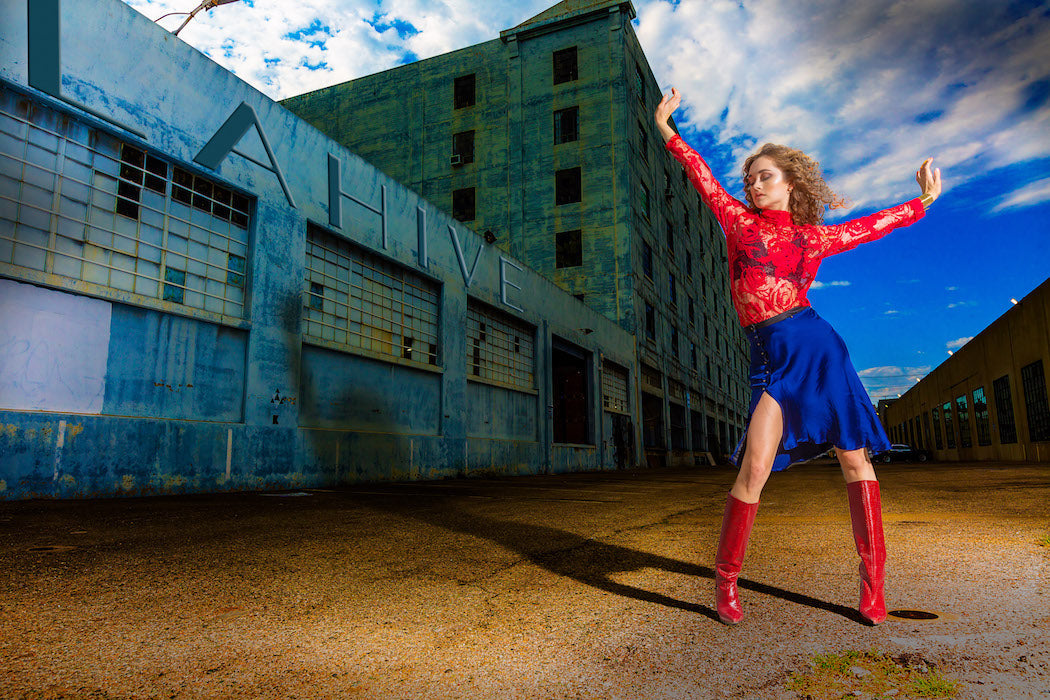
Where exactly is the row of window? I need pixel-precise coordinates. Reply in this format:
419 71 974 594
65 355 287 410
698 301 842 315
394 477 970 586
891 361 1050 449
1 91 250 320
452 46 580 114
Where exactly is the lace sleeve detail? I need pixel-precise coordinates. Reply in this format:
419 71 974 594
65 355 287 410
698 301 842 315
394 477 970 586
808 198 925 258
665 135 750 237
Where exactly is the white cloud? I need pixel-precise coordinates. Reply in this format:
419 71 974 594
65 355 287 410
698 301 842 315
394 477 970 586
859 365 932 400
946 336 973 350
635 0 1050 213
993 177 1050 213
884 309 899 315
121 0 1050 213
809 280 851 290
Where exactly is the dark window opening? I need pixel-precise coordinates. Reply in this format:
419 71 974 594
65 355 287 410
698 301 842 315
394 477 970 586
552 342 591 445
555 167 581 205
116 144 144 219
666 219 675 259
669 273 677 306
172 166 250 227
644 302 655 341
641 182 651 220
452 187 476 222
670 325 679 355
635 64 646 105
956 395 972 448
403 336 414 361
642 241 653 280
556 229 583 268
973 387 992 446
454 74 476 109
554 106 579 144
642 392 664 449
670 403 687 450
1021 359 1050 441
638 120 649 164
452 130 475 165
553 46 578 84
993 374 1017 444
943 401 956 449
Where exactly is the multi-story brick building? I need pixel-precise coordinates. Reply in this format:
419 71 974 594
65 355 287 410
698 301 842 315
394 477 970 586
283 0 749 464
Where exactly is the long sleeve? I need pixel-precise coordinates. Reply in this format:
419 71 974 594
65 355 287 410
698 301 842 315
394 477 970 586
809 199 925 258
665 134 750 237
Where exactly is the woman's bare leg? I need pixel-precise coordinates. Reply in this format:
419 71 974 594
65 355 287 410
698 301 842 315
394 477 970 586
730 392 783 503
835 447 877 483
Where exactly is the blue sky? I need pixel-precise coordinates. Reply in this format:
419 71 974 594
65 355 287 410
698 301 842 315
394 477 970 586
125 0 1050 399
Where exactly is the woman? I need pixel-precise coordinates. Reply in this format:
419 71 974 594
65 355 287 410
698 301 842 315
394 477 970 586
653 87 942 626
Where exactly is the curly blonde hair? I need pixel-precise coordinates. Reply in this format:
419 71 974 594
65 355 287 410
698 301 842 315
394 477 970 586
742 143 847 226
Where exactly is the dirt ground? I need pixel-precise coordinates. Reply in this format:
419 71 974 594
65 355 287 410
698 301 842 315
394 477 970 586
1 461 1048 699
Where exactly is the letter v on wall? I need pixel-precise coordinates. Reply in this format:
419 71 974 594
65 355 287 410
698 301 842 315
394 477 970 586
195 102 296 207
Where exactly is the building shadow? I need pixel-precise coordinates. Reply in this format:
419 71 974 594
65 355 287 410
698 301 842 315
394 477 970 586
364 495 863 624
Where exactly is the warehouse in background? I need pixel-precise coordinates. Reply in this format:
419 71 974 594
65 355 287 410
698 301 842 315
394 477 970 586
883 277 1050 462
281 0 750 467
0 0 643 499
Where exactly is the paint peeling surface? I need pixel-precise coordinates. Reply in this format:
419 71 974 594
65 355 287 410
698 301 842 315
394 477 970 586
0 279 111 413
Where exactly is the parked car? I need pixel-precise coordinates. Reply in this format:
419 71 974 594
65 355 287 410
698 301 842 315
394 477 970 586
873 443 931 463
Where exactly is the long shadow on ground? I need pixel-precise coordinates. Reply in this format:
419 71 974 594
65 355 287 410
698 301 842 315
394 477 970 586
361 492 863 625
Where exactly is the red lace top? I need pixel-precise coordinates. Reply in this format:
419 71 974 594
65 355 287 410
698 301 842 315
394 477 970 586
666 135 925 327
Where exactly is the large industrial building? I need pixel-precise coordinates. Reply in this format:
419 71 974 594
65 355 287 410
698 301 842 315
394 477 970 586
883 277 1050 462
281 0 750 466
0 0 663 499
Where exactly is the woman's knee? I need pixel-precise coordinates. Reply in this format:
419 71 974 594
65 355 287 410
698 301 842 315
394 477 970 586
837 448 875 481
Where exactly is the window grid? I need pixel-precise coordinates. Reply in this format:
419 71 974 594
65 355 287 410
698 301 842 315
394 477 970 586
955 395 972 448
304 226 440 367
931 407 943 449
992 374 1017 444
668 380 685 403
466 301 535 391
602 363 629 415
972 386 992 446
0 91 250 319
943 401 956 449
641 364 662 392
1020 360 1050 442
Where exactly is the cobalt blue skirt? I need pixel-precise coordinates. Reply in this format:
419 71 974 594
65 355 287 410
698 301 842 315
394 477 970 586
730 306 891 471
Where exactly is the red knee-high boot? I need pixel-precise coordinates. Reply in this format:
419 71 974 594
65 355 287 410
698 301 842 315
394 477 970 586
715 493 759 625
847 480 887 625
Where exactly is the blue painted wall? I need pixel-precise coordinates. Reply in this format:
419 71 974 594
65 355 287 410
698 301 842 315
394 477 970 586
0 0 640 499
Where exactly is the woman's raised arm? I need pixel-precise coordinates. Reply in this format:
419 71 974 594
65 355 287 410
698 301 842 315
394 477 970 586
657 88 749 232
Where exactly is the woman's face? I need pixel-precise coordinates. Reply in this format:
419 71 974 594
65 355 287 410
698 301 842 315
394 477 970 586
745 156 792 211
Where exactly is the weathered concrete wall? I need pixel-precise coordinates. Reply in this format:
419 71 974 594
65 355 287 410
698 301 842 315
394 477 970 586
281 1 750 463
885 277 1050 462
0 0 639 499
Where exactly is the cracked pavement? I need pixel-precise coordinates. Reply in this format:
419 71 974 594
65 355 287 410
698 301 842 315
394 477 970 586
1 462 1048 699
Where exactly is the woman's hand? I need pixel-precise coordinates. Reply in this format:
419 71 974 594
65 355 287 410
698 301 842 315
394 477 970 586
916 157 942 202
654 87 681 144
